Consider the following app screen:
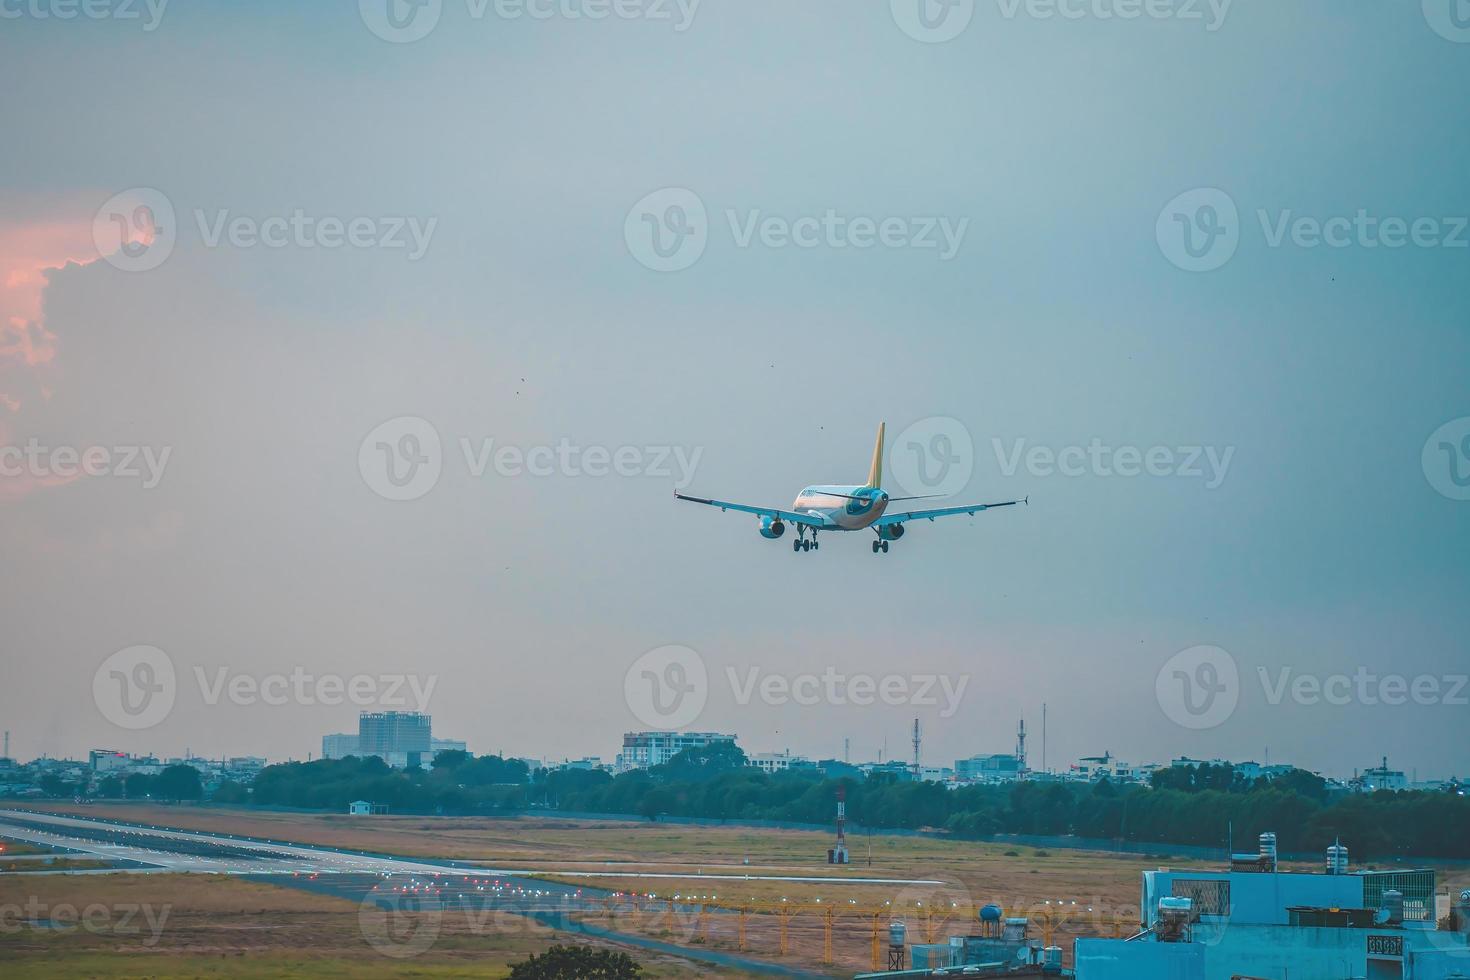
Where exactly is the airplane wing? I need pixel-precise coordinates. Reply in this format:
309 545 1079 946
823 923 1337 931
674 491 829 528
875 497 1027 526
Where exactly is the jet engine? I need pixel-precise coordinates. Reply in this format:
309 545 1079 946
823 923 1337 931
877 524 905 541
759 516 786 539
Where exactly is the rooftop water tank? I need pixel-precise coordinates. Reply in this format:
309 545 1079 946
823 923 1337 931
1383 889 1404 925
888 920 906 947
979 904 1004 923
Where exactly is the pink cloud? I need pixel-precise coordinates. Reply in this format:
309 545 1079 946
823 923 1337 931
0 208 102 500
0 217 98 383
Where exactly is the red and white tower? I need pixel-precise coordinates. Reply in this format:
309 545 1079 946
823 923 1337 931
828 786 850 864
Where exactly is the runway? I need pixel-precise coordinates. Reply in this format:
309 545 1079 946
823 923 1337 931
0 807 861 978
0 808 940 886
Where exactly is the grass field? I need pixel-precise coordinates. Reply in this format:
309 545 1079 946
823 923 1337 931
0 874 776 979
9 803 1468 976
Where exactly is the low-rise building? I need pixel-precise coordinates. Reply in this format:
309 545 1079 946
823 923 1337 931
616 732 737 771
749 750 812 774
955 753 1023 783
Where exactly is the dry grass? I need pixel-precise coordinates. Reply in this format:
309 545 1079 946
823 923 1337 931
12 803 1468 976
0 873 775 978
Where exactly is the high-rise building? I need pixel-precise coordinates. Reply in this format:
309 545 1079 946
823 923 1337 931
358 711 431 768
617 731 736 771
322 733 361 760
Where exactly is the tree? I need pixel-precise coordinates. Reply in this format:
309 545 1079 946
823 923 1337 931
213 780 249 804
97 774 125 798
432 749 470 770
154 764 203 801
39 773 75 797
508 945 642 980
652 742 747 783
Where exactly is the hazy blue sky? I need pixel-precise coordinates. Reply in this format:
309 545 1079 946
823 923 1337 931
2 0 1467 781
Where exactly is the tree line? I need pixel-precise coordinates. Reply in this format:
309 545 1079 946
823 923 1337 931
47 746 1467 859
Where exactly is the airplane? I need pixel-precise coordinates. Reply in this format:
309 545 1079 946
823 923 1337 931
674 423 1027 554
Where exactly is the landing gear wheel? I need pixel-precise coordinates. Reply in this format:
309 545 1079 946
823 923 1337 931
872 541 880 554
793 539 801 552
881 541 890 553
803 539 813 552
812 540 819 551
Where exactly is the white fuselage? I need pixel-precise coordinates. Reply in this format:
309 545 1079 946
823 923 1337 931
791 485 890 531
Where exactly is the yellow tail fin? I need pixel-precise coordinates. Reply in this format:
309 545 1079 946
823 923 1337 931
867 422 885 489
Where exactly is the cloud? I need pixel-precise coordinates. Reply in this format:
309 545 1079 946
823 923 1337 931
0 204 102 499
0 211 98 404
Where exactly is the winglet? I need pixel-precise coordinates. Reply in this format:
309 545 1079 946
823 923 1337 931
867 422 885 489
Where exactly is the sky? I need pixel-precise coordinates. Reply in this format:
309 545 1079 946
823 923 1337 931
1 0 1467 782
